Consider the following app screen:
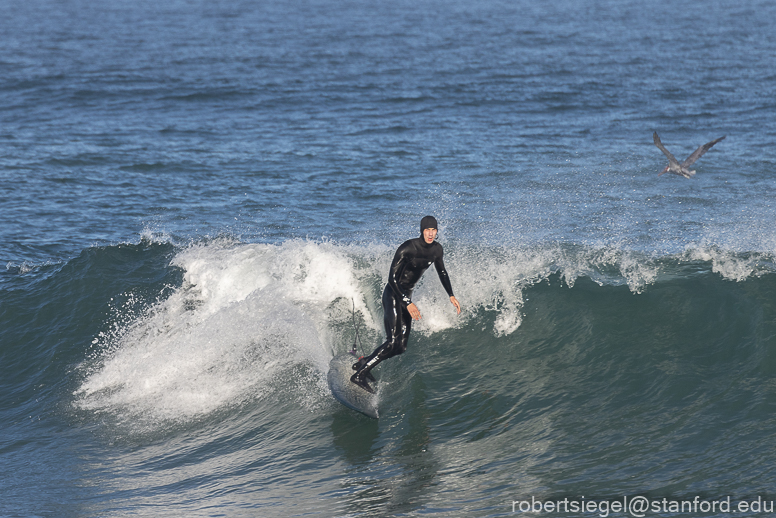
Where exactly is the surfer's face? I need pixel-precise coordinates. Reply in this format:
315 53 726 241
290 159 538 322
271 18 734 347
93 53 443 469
423 227 437 244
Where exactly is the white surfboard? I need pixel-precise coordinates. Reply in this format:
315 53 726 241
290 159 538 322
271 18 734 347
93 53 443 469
327 353 379 418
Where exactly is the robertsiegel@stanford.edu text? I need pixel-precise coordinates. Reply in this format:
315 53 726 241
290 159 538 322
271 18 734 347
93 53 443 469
511 495 775 517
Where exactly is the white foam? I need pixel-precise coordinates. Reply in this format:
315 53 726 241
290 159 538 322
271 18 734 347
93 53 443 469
75 239 379 426
5 260 61 275
683 245 772 282
139 222 178 245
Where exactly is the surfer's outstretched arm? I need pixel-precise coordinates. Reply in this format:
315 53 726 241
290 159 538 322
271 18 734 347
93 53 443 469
433 255 459 314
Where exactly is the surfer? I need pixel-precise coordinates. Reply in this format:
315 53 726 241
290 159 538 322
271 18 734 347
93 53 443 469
350 215 461 393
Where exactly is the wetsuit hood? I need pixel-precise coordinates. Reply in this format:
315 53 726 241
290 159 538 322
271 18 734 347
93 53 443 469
420 216 438 235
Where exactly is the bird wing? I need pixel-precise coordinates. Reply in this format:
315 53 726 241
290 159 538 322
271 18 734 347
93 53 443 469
653 132 681 167
681 136 726 167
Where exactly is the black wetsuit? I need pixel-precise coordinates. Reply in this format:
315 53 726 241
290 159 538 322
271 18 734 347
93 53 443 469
360 237 455 366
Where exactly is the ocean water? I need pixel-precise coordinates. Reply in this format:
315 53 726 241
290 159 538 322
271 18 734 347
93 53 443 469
3 0 776 516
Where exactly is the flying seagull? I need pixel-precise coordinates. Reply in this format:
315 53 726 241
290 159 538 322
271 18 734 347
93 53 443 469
653 132 726 178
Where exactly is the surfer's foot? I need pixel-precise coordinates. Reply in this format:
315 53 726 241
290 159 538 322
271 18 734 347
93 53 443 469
350 373 375 394
352 357 376 382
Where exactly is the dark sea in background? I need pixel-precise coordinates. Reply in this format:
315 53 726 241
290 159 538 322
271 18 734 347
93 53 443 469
3 0 776 516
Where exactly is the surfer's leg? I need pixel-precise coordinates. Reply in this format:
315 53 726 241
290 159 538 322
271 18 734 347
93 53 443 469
351 287 407 391
396 303 411 354
354 285 401 367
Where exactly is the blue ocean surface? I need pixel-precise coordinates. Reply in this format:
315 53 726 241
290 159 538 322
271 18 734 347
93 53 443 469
2 0 776 516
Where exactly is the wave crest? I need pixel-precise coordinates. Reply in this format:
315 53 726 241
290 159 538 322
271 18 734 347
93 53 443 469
73 238 776 428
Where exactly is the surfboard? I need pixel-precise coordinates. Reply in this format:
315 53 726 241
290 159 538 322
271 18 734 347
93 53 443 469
327 353 379 419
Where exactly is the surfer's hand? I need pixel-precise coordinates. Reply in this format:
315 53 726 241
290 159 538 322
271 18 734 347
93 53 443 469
408 303 421 320
450 296 461 314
